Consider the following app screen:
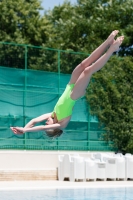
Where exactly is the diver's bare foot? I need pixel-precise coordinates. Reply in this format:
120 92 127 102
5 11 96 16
107 30 119 46
109 36 124 52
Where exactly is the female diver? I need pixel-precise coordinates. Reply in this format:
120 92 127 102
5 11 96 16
11 30 124 138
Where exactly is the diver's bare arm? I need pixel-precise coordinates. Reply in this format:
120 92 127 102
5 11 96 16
13 123 61 134
24 113 52 128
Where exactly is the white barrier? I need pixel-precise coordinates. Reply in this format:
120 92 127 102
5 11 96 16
58 153 133 182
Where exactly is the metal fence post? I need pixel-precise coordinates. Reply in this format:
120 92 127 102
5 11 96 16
24 45 28 149
88 105 90 150
57 50 61 149
58 50 61 96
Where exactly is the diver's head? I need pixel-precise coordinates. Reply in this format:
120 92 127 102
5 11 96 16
45 129 63 139
45 116 54 125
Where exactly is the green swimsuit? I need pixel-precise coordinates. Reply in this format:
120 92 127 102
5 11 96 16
52 84 76 121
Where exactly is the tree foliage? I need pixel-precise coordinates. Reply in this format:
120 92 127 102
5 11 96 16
0 0 50 45
45 0 133 56
87 56 133 153
0 0 54 69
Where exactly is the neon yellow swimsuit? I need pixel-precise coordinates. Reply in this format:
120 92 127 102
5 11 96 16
53 84 76 121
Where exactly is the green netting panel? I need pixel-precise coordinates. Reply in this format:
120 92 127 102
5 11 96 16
57 141 88 151
89 141 113 151
60 130 88 140
60 73 70 89
66 121 88 131
25 92 58 118
0 42 113 151
89 131 104 141
89 122 104 141
0 89 24 116
0 138 25 149
27 70 59 93
90 122 103 131
0 66 25 89
72 99 89 122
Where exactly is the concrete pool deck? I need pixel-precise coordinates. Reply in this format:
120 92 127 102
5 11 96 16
0 151 132 190
0 180 133 190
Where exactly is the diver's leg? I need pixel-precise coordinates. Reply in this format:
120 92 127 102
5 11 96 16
71 36 124 99
69 30 119 84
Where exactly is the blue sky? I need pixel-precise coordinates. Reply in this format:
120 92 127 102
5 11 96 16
41 0 77 11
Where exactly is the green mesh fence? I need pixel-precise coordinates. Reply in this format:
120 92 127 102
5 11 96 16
0 42 113 151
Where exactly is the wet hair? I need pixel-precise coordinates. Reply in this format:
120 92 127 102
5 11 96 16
45 129 63 139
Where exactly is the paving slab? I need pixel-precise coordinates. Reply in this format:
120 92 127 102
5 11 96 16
0 180 132 190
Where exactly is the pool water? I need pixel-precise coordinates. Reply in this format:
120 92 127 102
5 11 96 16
0 187 133 200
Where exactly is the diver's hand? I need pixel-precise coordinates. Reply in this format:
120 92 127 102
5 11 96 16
10 127 25 135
